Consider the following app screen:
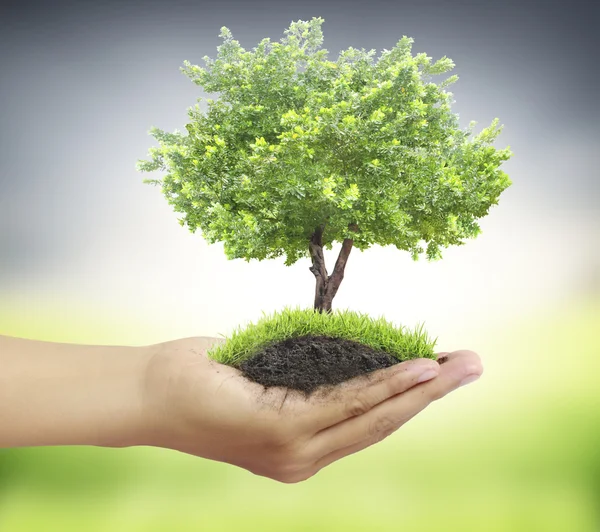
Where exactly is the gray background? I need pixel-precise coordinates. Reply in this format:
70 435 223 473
1 0 598 338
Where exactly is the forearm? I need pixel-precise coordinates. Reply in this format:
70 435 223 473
0 335 156 448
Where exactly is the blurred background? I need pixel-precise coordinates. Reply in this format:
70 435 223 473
1 0 598 530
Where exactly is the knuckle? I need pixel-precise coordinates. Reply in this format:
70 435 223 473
374 427 396 444
345 393 372 418
368 415 396 438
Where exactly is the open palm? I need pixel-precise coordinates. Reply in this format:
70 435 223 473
144 337 482 483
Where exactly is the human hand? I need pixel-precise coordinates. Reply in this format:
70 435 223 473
141 337 483 483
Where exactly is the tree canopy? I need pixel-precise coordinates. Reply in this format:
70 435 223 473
137 17 512 266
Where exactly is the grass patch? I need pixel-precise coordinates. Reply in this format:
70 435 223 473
207 306 437 366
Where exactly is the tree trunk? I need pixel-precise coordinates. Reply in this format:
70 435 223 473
308 224 357 313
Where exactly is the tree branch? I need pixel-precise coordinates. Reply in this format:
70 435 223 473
308 225 328 281
327 223 358 300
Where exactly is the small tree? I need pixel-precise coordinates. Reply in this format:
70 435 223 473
137 17 512 313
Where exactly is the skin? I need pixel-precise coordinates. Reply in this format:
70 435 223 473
0 334 482 483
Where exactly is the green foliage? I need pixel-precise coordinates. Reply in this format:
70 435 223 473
207 306 436 366
137 17 513 265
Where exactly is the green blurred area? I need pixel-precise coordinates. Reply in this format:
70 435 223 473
0 297 599 531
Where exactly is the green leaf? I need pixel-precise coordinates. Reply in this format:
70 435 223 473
138 17 512 267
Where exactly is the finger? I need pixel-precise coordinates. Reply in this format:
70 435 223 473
303 357 441 433
314 428 392 471
315 352 481 469
308 350 482 458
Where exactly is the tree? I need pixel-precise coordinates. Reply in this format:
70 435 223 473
137 17 512 313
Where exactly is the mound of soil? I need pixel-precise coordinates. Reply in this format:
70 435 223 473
238 334 402 395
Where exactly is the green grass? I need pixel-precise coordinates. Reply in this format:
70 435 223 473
206 306 437 366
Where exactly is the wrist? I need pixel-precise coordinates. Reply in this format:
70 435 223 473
137 338 211 451
95 343 159 448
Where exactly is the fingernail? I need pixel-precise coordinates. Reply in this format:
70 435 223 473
417 369 438 383
459 374 480 387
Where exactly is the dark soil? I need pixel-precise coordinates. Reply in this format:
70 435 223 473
238 334 403 395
